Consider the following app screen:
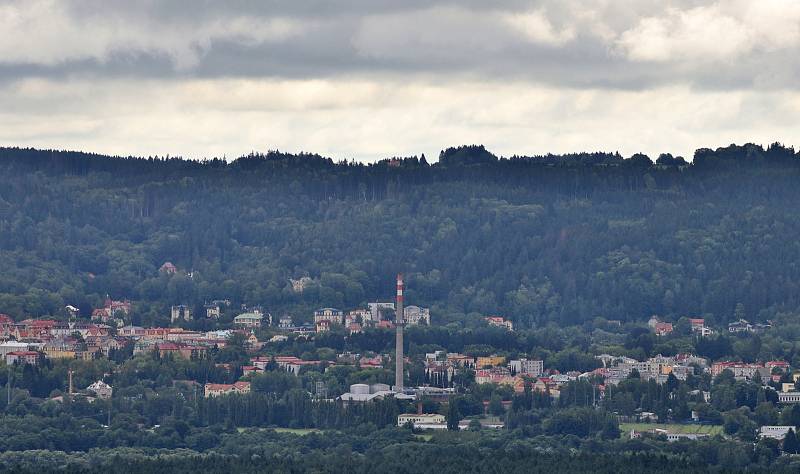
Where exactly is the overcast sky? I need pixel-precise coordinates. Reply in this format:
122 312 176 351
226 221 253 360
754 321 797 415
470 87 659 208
1 0 798 161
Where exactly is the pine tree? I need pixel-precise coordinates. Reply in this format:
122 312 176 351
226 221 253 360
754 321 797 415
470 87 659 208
447 397 461 431
784 428 800 454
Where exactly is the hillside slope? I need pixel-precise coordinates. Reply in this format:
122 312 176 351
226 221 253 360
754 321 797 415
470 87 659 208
0 143 799 328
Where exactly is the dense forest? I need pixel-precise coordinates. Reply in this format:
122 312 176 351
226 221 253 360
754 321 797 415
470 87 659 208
1 143 800 327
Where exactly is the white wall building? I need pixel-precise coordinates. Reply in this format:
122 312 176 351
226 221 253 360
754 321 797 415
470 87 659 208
397 413 446 427
404 306 431 325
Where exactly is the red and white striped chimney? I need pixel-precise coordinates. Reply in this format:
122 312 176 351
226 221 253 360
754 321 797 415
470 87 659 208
395 273 404 391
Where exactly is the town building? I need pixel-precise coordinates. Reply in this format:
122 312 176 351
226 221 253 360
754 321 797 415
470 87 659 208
278 315 294 329
654 322 673 336
485 316 513 330
290 277 313 293
728 319 772 334
160 262 178 274
339 383 414 403
779 392 800 404
87 380 113 399
119 326 146 338
234 311 263 328
368 302 394 323
711 361 770 380
6 351 39 365
314 308 343 325
345 309 372 326
476 355 506 368
0 341 30 357
205 303 221 319
759 426 793 440
689 318 714 337
171 305 192 323
397 413 446 428
204 381 251 397
509 359 544 376
404 305 431 326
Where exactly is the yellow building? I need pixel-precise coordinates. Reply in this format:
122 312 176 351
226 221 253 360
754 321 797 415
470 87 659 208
43 347 76 360
476 356 506 368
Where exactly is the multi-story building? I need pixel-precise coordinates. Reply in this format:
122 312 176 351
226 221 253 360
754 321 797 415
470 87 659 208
278 315 294 329
345 309 372 326
205 304 221 319
6 351 39 365
234 311 263 328
476 355 506 368
779 391 800 404
711 361 768 380
171 305 192 323
314 308 343 325
404 305 431 326
368 302 394 322
509 358 544 376
397 413 446 427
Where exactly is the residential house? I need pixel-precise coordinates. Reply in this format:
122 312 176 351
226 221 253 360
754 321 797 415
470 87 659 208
316 319 332 332
759 426 793 440
242 366 264 377
204 381 251 397
278 315 294 329
345 309 372 326
290 277 313 293
654 322 673 336
234 311 263 328
160 262 178 274
87 380 113 400
485 316 513 331
205 303 221 319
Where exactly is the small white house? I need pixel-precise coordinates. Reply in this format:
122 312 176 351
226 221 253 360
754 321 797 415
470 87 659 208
759 426 793 440
87 380 113 400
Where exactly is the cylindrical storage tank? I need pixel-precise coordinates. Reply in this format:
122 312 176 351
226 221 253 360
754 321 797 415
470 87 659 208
350 384 369 395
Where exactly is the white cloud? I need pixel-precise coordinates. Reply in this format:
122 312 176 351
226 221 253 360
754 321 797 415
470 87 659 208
616 5 752 62
1 77 798 161
616 0 800 63
503 9 576 45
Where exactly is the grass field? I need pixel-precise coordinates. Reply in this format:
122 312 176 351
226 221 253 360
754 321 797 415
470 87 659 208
237 427 321 435
620 423 723 436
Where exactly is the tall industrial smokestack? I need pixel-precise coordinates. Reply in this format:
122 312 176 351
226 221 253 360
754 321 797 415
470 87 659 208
395 273 404 392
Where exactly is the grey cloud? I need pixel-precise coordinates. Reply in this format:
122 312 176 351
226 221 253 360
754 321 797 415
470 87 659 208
0 0 797 91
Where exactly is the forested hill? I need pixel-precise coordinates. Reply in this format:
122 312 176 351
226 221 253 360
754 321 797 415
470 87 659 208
1 142 800 329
